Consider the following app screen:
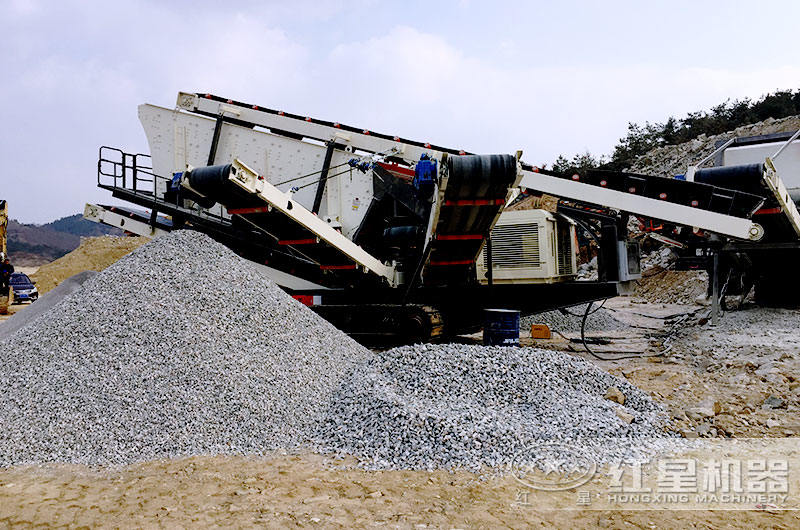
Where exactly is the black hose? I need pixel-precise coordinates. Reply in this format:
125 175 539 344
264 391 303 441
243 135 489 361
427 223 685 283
577 299 670 361
560 298 608 318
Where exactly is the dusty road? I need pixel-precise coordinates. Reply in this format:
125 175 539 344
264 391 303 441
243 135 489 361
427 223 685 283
2 453 799 528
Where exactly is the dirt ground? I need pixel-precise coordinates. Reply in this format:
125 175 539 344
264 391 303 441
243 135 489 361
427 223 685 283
521 298 800 440
2 295 799 527
2 453 799 528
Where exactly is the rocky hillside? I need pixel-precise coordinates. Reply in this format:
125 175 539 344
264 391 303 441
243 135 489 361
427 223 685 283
629 115 800 176
7 214 122 266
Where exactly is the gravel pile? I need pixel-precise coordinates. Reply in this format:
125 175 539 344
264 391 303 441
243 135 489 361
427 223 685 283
0 230 368 466
521 303 628 334
317 344 676 471
634 270 708 304
0 229 680 472
641 248 675 271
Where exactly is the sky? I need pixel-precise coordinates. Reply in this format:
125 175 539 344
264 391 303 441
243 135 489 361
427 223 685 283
2 0 800 224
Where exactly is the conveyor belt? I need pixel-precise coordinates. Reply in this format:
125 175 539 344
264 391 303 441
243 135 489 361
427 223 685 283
518 163 768 241
422 154 518 285
187 160 396 287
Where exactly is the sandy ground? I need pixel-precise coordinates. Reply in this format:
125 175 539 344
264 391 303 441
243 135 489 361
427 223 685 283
1 296 799 527
31 236 147 295
2 452 799 528
0 296 29 324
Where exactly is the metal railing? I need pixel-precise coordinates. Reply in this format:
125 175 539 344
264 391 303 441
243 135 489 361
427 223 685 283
96 146 231 225
97 146 162 195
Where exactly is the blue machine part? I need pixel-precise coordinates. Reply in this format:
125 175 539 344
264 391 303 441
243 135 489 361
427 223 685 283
413 154 437 192
348 158 373 173
171 172 184 190
483 309 520 346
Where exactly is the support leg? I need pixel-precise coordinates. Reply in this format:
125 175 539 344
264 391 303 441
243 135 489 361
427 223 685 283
712 251 720 326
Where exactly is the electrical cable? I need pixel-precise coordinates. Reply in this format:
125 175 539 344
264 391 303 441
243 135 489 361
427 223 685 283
292 166 356 191
572 298 683 361
604 307 701 320
282 146 403 190
559 298 608 318
274 161 351 187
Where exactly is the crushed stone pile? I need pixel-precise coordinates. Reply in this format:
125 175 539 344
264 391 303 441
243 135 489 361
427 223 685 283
32 235 148 295
576 256 598 281
641 248 675 271
521 303 627 334
317 344 677 471
0 230 368 466
631 248 707 304
0 230 679 472
634 270 707 305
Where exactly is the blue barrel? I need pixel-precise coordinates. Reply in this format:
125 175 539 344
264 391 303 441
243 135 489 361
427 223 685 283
483 309 520 346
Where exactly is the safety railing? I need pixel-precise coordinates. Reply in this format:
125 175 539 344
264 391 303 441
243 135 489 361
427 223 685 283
97 146 161 195
96 145 231 225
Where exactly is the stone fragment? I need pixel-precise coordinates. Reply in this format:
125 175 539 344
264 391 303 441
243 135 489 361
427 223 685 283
762 395 787 410
605 387 626 405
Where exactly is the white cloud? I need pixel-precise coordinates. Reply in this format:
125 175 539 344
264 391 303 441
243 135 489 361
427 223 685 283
6 0 40 15
321 27 800 164
2 2 800 223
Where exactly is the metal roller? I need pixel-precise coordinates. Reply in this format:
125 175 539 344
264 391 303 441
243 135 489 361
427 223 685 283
694 163 765 195
184 164 258 209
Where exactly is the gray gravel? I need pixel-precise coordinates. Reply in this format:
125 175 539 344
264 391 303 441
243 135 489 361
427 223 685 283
316 343 678 471
521 303 628 334
0 230 368 466
0 229 680 472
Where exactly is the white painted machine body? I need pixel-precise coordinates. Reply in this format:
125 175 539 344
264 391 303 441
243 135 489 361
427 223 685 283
722 139 800 202
140 103 382 240
476 209 577 284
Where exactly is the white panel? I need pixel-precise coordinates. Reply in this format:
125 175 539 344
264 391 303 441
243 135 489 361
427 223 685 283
137 104 374 236
83 204 168 238
476 209 571 284
723 140 800 199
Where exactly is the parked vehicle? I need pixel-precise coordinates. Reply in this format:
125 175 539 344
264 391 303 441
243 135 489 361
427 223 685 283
10 272 38 303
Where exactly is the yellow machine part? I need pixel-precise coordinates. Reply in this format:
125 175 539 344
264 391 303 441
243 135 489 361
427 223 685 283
0 287 11 315
0 199 8 314
0 199 7 258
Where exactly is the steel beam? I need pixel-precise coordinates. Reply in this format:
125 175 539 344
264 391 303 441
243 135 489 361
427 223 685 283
227 159 397 286
519 170 764 241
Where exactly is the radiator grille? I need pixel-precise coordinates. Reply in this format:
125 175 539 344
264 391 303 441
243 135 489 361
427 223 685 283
556 222 574 275
483 223 540 269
